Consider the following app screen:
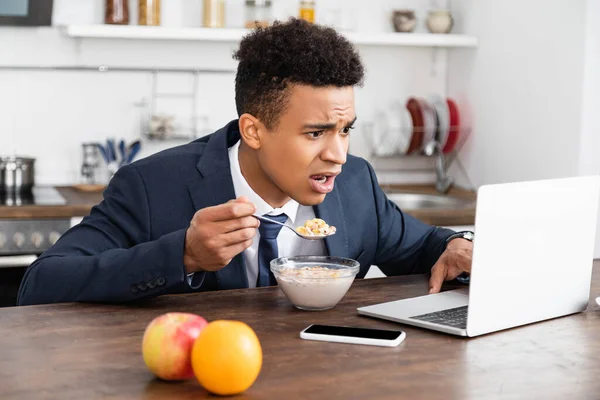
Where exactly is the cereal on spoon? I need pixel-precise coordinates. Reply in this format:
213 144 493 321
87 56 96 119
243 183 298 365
295 218 336 237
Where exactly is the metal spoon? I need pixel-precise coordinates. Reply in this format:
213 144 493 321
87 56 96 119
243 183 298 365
251 215 334 240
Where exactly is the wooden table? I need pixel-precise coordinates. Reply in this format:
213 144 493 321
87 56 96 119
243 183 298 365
2 262 599 400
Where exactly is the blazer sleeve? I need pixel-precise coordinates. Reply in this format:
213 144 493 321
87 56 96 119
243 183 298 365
17 164 190 305
365 161 456 276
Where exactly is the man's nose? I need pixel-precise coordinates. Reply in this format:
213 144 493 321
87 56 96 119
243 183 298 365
320 134 347 165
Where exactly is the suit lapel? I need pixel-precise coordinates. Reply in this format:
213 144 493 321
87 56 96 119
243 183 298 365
314 186 349 258
187 122 249 290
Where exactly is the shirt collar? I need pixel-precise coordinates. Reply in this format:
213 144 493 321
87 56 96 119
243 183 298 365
228 140 300 223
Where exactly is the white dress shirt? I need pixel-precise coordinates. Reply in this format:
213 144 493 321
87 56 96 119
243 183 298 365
228 140 326 288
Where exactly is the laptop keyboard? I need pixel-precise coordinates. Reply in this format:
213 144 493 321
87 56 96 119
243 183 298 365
409 306 468 329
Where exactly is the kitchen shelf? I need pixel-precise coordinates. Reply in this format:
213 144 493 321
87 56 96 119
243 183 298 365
63 25 478 48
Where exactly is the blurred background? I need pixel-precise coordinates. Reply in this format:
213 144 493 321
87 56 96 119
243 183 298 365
1 0 599 305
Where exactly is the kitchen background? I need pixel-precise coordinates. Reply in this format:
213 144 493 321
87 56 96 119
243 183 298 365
3 0 456 186
1 0 600 306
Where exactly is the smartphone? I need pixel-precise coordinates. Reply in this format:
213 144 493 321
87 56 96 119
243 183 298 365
300 324 406 347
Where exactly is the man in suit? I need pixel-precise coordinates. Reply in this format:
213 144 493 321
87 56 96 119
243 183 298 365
18 19 473 306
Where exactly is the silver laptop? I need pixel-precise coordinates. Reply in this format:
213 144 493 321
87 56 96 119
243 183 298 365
358 176 600 337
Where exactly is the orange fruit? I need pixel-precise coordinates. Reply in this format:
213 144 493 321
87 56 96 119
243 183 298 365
191 320 262 396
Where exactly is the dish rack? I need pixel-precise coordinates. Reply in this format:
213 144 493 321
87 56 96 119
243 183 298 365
370 124 472 180
364 96 474 191
368 125 471 160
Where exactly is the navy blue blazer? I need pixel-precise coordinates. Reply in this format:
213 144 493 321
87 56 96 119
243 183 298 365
18 120 455 305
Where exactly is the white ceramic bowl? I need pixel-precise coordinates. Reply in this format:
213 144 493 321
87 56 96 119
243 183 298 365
270 256 360 311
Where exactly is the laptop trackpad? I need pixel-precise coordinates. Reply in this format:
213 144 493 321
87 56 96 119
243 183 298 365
357 288 469 320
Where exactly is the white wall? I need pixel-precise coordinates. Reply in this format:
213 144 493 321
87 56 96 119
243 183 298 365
448 0 600 257
447 0 587 187
0 0 452 185
0 28 240 184
579 0 600 258
579 0 600 176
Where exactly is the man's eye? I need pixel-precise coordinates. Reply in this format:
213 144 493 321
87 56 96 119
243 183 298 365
341 126 355 135
307 131 324 139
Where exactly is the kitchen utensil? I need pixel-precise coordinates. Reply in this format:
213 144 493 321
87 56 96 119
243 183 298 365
95 143 110 164
106 139 117 162
102 139 118 179
418 98 436 151
370 111 395 157
251 215 334 240
81 143 99 184
406 98 424 154
270 256 359 311
443 98 461 153
0 156 35 193
126 141 141 164
398 108 413 155
118 140 126 166
107 161 119 179
127 140 140 152
386 102 406 155
428 94 450 149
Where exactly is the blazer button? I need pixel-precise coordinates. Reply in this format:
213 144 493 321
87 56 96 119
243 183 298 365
131 285 139 294
157 277 166 286
147 279 157 289
138 281 148 291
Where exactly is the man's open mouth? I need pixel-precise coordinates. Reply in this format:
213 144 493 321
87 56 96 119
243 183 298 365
309 173 339 194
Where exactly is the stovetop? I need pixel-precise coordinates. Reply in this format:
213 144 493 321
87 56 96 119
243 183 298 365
0 187 70 255
0 187 67 207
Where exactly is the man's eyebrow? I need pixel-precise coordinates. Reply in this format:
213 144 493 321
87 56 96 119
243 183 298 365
303 116 357 130
303 122 337 130
345 116 358 127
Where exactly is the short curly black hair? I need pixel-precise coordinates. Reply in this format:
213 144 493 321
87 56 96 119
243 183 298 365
233 18 365 129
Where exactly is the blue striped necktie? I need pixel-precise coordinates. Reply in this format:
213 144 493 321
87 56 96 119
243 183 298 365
257 214 288 287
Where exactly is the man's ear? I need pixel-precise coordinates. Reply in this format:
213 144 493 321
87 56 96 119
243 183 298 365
239 113 263 150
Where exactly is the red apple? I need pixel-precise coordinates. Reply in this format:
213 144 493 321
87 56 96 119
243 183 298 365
142 312 208 380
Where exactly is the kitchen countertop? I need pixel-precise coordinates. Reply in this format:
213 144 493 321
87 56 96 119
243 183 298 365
0 187 104 219
0 184 476 226
380 184 477 226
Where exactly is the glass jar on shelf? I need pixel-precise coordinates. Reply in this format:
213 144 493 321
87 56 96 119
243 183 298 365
299 0 315 23
245 0 272 29
105 0 129 25
203 0 226 28
139 0 161 26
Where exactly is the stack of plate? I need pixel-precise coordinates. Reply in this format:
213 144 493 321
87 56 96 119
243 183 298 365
368 95 463 157
401 96 461 155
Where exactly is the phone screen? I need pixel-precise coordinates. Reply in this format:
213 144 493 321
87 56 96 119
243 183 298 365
303 325 404 340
